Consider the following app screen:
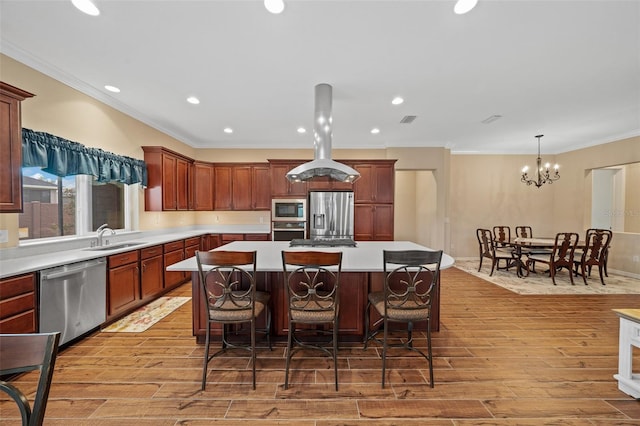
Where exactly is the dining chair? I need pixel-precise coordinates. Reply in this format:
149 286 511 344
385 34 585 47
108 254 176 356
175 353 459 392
0 332 60 426
526 232 579 285
515 226 533 238
196 250 272 390
492 225 512 248
363 249 443 388
281 250 342 390
573 229 612 285
476 228 516 276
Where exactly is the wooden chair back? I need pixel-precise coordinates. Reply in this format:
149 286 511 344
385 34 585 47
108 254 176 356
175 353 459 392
515 226 533 238
492 226 511 247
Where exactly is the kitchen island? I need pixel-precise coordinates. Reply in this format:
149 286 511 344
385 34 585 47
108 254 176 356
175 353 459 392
167 240 454 343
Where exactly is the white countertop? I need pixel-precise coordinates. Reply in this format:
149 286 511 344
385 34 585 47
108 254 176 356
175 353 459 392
0 225 270 279
166 241 455 272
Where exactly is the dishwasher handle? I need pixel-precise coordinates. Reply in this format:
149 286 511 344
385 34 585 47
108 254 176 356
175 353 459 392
41 258 106 280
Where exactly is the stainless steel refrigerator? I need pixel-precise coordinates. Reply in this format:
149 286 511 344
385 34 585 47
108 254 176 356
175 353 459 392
308 191 354 239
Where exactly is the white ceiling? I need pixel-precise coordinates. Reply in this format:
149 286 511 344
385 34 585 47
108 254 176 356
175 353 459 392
1 0 639 154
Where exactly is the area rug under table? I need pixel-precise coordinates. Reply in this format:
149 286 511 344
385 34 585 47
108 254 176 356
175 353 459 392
454 259 640 295
102 296 191 332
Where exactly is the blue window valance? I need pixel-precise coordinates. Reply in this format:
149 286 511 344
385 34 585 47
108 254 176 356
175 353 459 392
22 128 147 186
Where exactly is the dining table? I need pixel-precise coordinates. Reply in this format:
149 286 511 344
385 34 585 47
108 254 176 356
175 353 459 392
511 237 556 277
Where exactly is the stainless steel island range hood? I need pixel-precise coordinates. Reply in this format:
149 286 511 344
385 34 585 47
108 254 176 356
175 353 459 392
286 84 360 183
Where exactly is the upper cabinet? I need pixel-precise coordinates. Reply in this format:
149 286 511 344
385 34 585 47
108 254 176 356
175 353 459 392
143 146 193 211
0 82 35 213
213 163 270 211
193 161 214 211
353 161 396 204
268 160 308 197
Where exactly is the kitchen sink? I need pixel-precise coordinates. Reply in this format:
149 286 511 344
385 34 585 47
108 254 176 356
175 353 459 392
85 242 147 251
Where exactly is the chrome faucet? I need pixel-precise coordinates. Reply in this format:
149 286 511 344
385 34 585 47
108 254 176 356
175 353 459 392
96 223 115 246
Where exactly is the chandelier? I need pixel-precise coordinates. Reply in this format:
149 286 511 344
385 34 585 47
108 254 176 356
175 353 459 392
521 134 560 188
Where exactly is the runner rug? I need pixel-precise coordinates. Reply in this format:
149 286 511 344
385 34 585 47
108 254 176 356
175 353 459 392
454 259 640 295
102 296 191 332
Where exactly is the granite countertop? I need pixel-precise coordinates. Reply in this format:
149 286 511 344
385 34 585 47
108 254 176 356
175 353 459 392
0 225 270 279
167 240 455 273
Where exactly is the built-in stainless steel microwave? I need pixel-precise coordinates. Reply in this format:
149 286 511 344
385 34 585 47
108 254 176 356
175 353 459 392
272 198 306 222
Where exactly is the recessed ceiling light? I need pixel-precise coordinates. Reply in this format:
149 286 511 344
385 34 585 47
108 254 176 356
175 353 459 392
223 127 233 134
186 96 200 105
391 97 404 105
454 0 478 15
71 0 100 16
104 85 120 93
297 127 307 134
371 128 380 134
264 0 285 14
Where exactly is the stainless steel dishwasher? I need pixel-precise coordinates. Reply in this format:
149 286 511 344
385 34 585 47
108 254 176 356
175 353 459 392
39 258 107 345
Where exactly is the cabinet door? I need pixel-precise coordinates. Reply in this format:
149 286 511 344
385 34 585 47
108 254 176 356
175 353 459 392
269 162 307 197
232 166 252 210
176 157 190 210
140 255 164 300
162 154 177 210
372 204 394 240
0 84 33 213
372 164 394 204
353 163 394 203
354 204 375 241
353 165 374 203
108 263 140 318
193 162 214 211
164 249 185 290
251 165 271 210
214 166 233 210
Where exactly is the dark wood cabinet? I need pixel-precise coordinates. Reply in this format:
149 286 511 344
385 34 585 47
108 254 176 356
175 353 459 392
214 164 269 211
353 161 395 203
268 161 308 197
163 240 186 290
142 146 193 211
251 164 271 210
140 245 164 301
0 82 35 213
193 162 214 211
0 273 36 333
354 203 394 241
232 165 252 210
107 251 140 319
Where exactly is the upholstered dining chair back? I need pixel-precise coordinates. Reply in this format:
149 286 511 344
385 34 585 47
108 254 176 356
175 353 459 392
0 332 60 426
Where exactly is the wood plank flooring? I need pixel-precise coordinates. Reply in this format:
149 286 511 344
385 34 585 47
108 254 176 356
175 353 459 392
2 267 640 425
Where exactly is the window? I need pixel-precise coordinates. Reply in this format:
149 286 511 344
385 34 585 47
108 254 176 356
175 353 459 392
19 167 137 241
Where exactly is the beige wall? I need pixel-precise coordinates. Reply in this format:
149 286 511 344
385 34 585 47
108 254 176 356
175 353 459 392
1 55 638 276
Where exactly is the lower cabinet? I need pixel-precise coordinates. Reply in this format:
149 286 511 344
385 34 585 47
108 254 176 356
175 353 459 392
107 251 140 320
354 203 394 241
140 245 164 301
164 240 186 290
0 272 37 333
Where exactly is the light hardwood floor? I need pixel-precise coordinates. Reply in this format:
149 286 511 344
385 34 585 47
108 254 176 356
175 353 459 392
2 267 640 425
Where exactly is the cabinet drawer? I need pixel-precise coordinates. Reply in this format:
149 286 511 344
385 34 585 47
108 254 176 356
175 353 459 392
245 233 269 241
0 309 36 334
164 240 184 252
108 250 140 268
141 245 163 260
222 234 244 242
184 236 201 247
0 273 35 299
0 292 35 320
